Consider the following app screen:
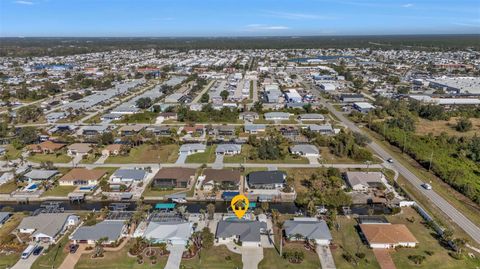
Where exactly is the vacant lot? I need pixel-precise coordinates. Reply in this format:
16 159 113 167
223 144 309 164
28 153 72 163
185 145 216 163
415 117 480 137
1 145 21 160
181 245 242 269
105 144 179 164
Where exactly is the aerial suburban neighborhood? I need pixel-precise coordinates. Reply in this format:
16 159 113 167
1 1 480 268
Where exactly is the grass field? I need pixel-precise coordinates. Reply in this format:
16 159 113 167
75 241 167 269
180 245 242 269
185 145 216 163
142 188 185 197
415 117 480 137
330 216 381 269
79 153 100 164
41 186 76 197
31 232 71 269
259 245 321 269
0 179 19 194
388 207 479 269
0 253 20 268
28 153 72 163
0 213 26 268
105 144 179 164
223 144 309 164
1 144 21 160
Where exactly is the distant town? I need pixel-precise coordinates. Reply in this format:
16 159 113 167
0 44 479 269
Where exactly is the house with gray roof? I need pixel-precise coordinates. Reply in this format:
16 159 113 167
0 212 12 225
215 220 267 247
244 124 266 134
17 213 78 244
308 124 334 135
247 170 286 190
179 143 206 155
70 220 127 245
22 169 58 182
110 169 147 184
142 221 193 245
215 144 242 155
345 171 385 191
284 217 332 245
264 112 291 121
298 113 325 121
290 144 320 157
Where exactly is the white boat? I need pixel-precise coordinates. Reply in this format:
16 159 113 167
171 198 187 203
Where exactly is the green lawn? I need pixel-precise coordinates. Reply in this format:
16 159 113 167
259 246 321 269
185 145 216 163
75 241 167 269
0 253 20 268
41 186 76 197
31 232 71 269
105 144 179 164
142 188 185 198
79 153 100 164
28 153 72 163
223 144 308 164
1 144 21 160
330 216 381 269
113 111 158 124
181 245 242 269
388 207 480 269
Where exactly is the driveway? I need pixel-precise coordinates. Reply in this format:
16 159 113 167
11 244 46 269
164 244 186 269
241 246 263 269
316 245 336 269
94 155 108 164
307 156 319 165
212 154 224 169
373 249 396 269
175 153 188 165
59 244 89 269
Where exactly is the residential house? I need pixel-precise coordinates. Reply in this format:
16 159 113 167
247 170 286 189
216 125 236 136
150 126 173 136
183 125 204 135
159 112 178 120
58 168 107 187
215 220 267 247
179 143 206 155
102 144 122 156
215 144 242 155
359 223 418 249
298 113 325 122
17 213 78 244
142 221 193 245
81 125 109 136
239 112 259 121
290 144 320 157
202 169 241 191
22 169 58 183
280 126 300 137
152 168 196 188
110 169 147 184
118 125 144 136
27 141 65 154
340 94 365 103
345 171 385 192
264 112 290 121
284 217 332 245
308 124 334 135
70 220 127 245
353 102 375 113
0 212 12 225
244 124 266 134
67 143 93 157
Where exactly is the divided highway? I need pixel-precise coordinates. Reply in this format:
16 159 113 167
319 96 480 244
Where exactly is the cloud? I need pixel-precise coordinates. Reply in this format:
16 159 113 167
13 0 34 5
245 24 290 30
453 22 480 28
402 3 414 8
264 11 334 20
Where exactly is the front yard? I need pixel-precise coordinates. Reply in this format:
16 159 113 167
185 145 216 163
31 232 71 269
105 144 179 164
180 245 242 269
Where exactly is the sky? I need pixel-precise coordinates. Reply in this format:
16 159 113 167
0 0 479 37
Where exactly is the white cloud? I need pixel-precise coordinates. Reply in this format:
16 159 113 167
245 24 290 31
14 0 34 5
264 11 333 20
402 3 414 8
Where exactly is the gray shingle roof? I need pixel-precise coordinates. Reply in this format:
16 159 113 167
23 169 58 180
18 213 72 238
216 220 266 242
215 144 241 153
284 219 332 241
290 144 319 155
112 169 146 181
247 171 286 185
71 220 124 242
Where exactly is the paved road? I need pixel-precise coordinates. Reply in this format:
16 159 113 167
317 93 480 244
191 80 215 103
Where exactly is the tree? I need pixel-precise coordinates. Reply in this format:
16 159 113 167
200 93 209 103
252 101 263 112
455 117 472 132
18 127 37 145
408 255 426 265
201 227 214 249
207 203 215 220
136 97 153 109
100 132 114 145
307 200 316 217
220 90 229 101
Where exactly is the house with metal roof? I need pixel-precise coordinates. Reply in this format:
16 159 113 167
70 220 127 245
22 169 58 182
110 169 147 184
308 124 334 135
142 221 193 245
247 170 286 190
215 144 242 155
290 144 320 157
298 113 325 121
264 112 291 121
244 124 266 134
284 217 332 245
215 219 267 247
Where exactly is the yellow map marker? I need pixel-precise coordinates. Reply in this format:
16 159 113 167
231 194 249 219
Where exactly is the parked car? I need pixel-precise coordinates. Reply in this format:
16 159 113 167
422 183 432 190
69 244 79 254
387 158 394 163
21 245 36 259
33 246 44 256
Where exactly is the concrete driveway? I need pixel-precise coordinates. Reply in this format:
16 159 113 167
316 245 336 269
59 244 89 269
241 246 263 269
164 244 186 269
175 153 188 165
212 154 224 169
307 156 319 165
12 244 46 269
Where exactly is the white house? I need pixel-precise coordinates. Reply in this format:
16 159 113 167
360 224 418 249
179 143 206 155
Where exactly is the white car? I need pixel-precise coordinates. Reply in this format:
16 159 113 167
422 183 432 190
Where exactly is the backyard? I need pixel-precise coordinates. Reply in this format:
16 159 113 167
41 185 77 197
